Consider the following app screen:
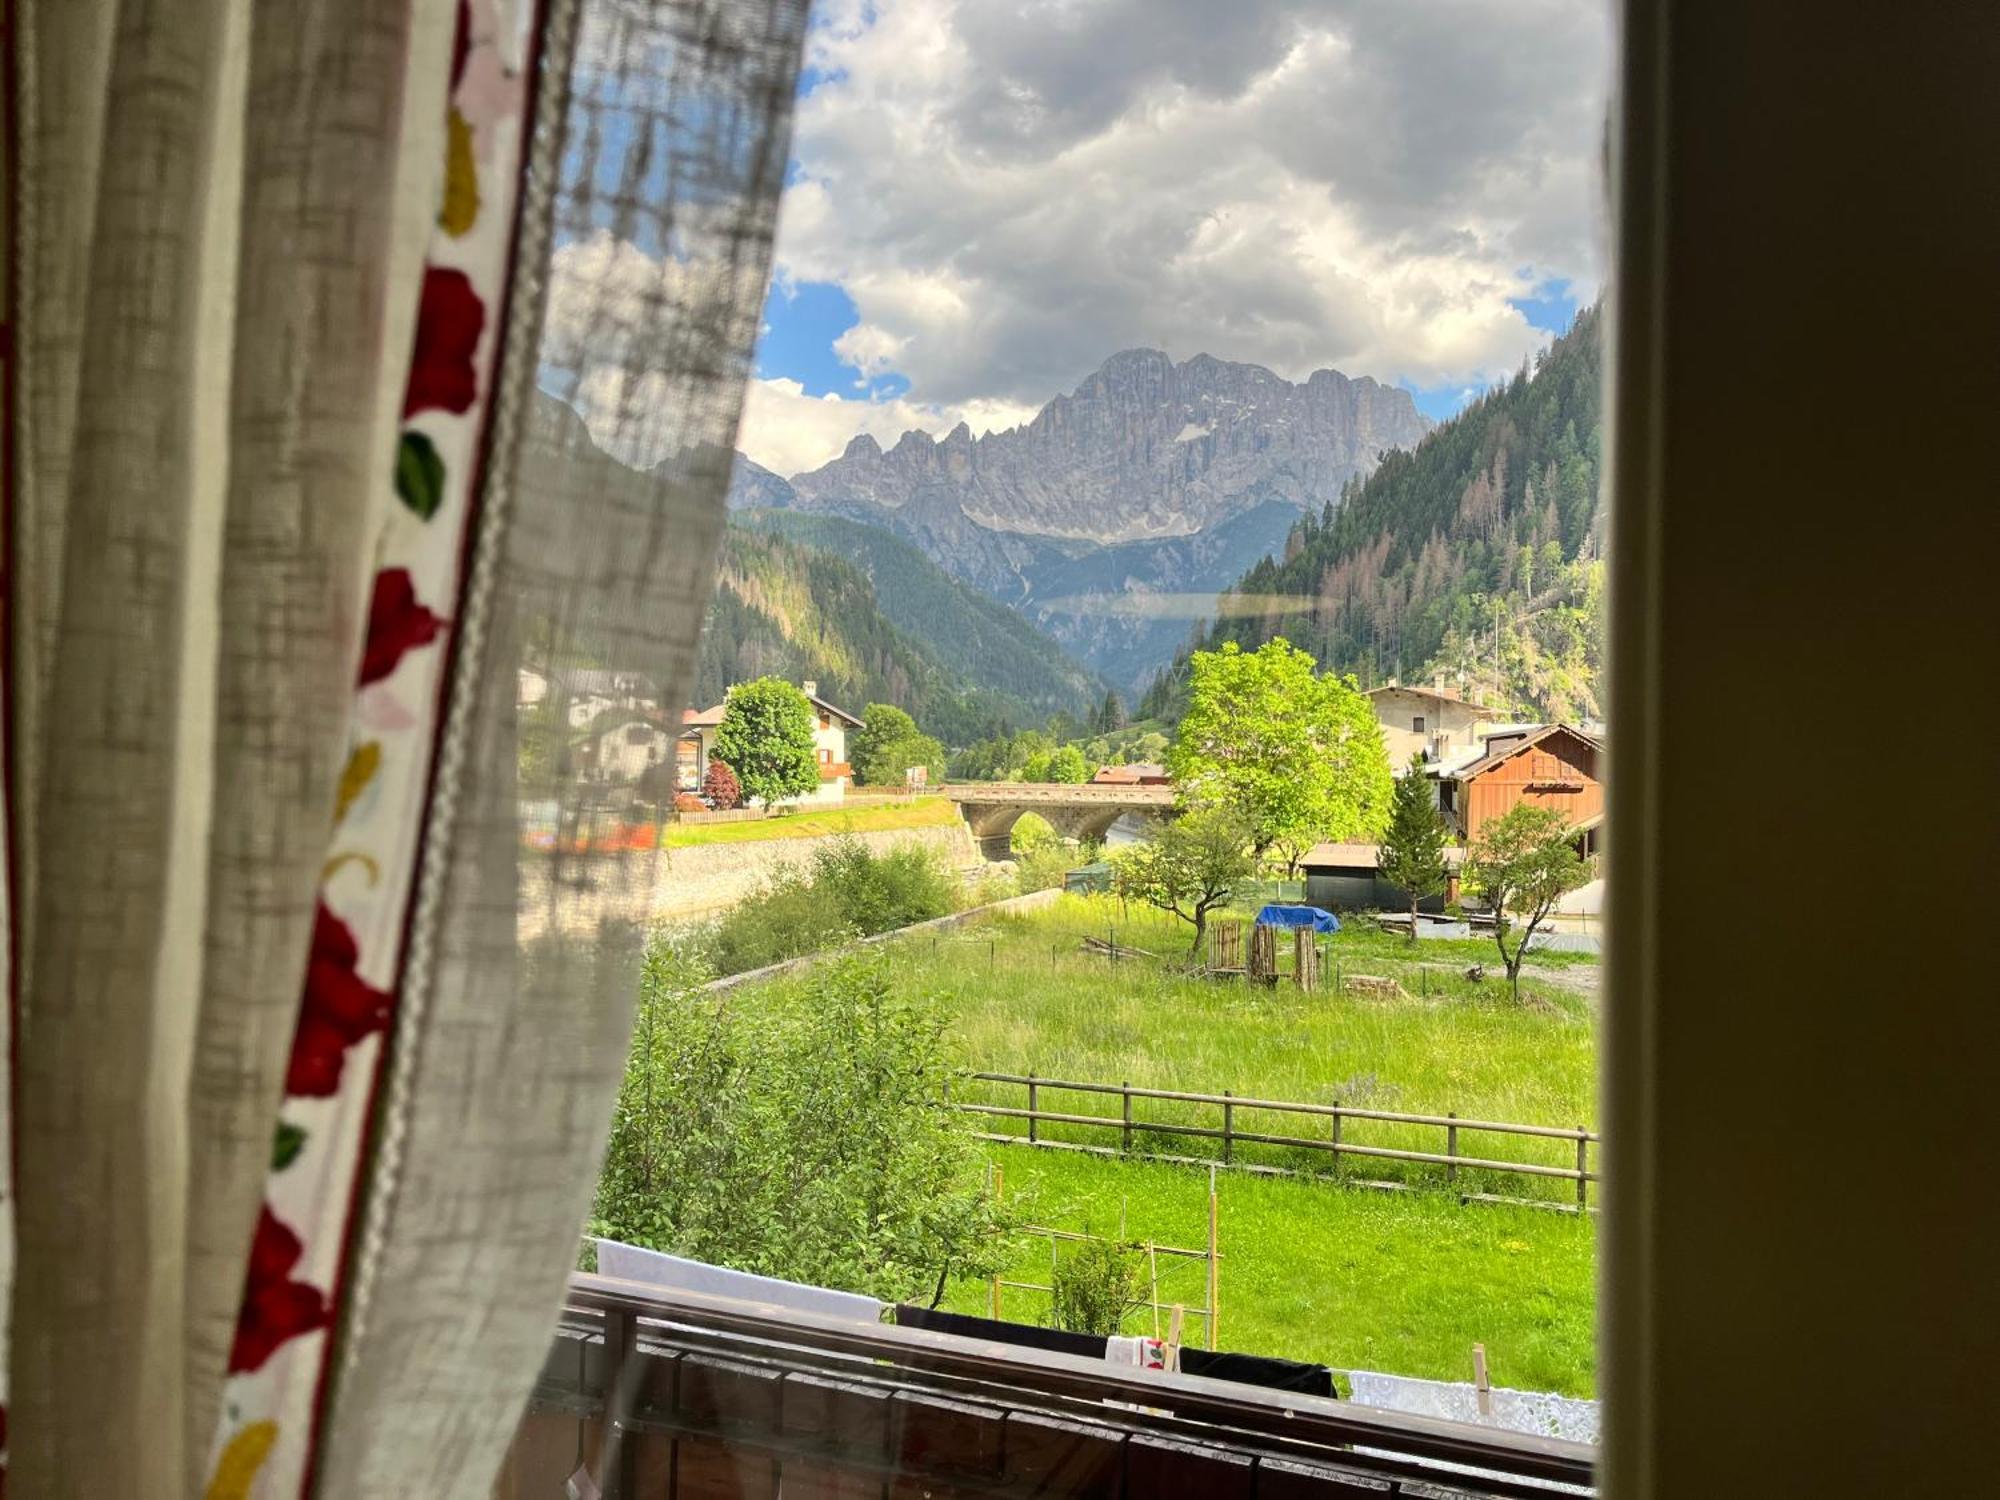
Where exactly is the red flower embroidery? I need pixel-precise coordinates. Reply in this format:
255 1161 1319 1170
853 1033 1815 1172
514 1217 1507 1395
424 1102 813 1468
229 1207 332 1373
403 265 485 417
285 903 393 1098
357 567 445 686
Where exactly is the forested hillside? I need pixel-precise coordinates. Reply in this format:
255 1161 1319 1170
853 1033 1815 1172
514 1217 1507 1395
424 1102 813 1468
736 508 1104 723
1142 305 1605 724
694 525 1090 745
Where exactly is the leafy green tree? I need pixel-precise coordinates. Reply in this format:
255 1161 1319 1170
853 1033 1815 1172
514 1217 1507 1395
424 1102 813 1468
850 703 919 784
1020 749 1054 782
1112 808 1253 955
1462 803 1592 998
1046 745 1089 784
1377 763 1449 943
712 677 820 806
1166 639 1391 870
594 948 1015 1303
860 731 946 789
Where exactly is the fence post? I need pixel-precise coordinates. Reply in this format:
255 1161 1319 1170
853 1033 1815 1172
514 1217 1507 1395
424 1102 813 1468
1577 1129 1589 1207
1027 1072 1039 1143
1447 1112 1459 1185
1222 1090 1234 1164
1334 958 1341 994
1122 1081 1133 1153
1330 1100 1342 1176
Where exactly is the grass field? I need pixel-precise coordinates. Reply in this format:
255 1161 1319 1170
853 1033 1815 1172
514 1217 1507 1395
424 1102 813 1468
947 1144 1597 1398
720 889 1601 1392
855 894 1599 1200
659 794 957 848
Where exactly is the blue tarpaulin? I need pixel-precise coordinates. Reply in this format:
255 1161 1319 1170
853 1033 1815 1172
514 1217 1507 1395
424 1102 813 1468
1255 904 1340 933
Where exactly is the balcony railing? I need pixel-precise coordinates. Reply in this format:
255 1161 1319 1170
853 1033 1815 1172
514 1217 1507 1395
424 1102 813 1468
500 1272 1596 1498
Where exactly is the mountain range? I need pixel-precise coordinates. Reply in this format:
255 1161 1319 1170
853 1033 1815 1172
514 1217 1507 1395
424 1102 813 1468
729 348 1431 695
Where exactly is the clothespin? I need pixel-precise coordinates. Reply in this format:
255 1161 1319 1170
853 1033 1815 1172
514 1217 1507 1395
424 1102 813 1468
1472 1342 1493 1417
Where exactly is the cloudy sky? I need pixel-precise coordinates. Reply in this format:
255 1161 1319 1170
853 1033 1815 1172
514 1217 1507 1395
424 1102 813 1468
735 0 1611 476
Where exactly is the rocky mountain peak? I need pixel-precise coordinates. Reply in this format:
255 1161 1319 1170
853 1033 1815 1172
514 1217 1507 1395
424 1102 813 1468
787 345 1430 545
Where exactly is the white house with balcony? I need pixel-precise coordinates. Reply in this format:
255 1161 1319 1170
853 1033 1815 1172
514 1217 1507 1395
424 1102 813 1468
675 679 864 804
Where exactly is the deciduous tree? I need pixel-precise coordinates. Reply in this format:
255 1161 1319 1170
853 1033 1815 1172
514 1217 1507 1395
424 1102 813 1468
1463 802 1591 998
1046 745 1088 783
593 948 1014 1303
850 703 918 783
1112 808 1253 956
1167 639 1391 869
712 677 820 806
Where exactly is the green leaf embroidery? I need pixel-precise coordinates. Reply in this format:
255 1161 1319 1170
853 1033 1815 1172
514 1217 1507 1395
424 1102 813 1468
395 431 445 520
272 1121 308 1172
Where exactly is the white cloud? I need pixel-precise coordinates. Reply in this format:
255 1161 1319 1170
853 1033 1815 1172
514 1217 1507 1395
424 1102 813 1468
736 378 1038 476
776 0 1610 409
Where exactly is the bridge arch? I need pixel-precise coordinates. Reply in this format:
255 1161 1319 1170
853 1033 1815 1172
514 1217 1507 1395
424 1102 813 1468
943 783 1177 861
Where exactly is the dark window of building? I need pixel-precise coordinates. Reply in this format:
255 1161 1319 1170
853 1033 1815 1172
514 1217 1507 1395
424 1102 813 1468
1412 715 1426 733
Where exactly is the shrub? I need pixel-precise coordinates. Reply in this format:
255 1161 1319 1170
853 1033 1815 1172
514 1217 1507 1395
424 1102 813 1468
808 836 956 936
703 837 957 977
702 757 742 810
1049 1233 1147 1335
673 792 706 813
1012 843 1074 895
593 947 1017 1303
706 865 852 976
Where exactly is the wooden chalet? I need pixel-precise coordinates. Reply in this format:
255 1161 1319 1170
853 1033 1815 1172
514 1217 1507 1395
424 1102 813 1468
1433 723 1605 848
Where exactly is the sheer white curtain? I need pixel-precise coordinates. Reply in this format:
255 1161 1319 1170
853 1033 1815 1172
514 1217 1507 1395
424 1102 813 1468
1 1 808 1494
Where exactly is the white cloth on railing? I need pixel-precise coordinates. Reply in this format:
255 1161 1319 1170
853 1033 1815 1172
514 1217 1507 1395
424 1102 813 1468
1347 1368 1597 1496
1105 1335 1167 1370
594 1239 884 1324
1346 1369 1598 1444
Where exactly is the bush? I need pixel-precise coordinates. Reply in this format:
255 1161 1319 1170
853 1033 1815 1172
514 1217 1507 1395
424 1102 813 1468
809 836 956 937
593 948 1017 1303
705 865 853 976
1049 1233 1147 1335
703 836 957 977
673 792 706 813
1012 843 1074 895
701 757 741 810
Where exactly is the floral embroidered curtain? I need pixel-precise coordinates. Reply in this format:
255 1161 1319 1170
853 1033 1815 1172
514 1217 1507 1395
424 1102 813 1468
1 1 808 1494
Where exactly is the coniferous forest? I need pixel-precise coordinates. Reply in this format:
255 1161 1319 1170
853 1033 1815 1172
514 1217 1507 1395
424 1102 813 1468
1143 305 1605 724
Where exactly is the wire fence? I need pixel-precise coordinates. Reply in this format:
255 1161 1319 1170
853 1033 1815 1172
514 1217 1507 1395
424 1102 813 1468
958 1071 1598 1212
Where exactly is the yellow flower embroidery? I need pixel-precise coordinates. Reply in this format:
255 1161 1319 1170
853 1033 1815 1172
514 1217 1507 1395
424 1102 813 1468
206 1421 279 1500
440 108 480 237
336 740 381 823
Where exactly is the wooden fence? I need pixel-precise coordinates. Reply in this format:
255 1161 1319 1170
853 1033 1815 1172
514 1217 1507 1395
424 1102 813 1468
958 1071 1598 1210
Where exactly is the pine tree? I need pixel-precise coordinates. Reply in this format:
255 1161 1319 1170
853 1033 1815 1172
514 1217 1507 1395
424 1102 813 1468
1377 760 1449 943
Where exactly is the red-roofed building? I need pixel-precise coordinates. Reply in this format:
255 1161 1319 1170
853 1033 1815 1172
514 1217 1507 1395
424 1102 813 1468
1089 762 1170 786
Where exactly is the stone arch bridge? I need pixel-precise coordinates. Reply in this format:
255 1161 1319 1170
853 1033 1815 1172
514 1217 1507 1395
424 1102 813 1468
944 783 1177 861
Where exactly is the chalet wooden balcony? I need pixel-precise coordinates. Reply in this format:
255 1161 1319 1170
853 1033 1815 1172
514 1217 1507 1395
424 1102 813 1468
497 1273 1595 1499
